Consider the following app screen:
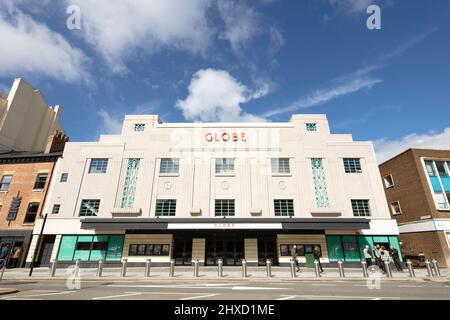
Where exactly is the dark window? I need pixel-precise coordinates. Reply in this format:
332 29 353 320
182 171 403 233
128 244 170 256
60 173 68 182
0 175 12 191
92 242 108 251
280 244 311 256
7 196 21 221
351 199 371 217
24 202 39 223
435 161 449 177
89 159 108 173
215 199 235 216
274 199 294 216
76 242 92 251
33 173 48 189
343 158 362 173
51 204 61 215
79 199 100 217
155 199 176 216
306 123 317 131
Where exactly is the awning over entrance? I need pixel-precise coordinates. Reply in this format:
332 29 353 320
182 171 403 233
80 217 370 231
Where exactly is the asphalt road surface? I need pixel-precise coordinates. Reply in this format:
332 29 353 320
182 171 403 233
1 278 449 300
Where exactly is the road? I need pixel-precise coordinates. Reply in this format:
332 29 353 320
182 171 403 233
1 278 449 300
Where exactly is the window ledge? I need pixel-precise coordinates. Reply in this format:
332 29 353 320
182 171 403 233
272 173 292 177
215 173 236 177
32 189 45 192
159 173 179 177
437 208 450 212
0 190 8 193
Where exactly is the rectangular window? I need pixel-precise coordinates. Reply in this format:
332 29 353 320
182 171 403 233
343 158 362 173
425 160 436 177
160 158 179 174
128 244 170 256
134 123 146 132
434 191 449 209
0 175 12 191
215 199 235 216
89 158 108 174
274 199 294 216
351 199 371 217
79 199 100 216
33 173 48 189
155 199 176 216
52 204 61 215
306 123 317 131
271 158 290 174
60 173 68 182
24 202 39 223
215 158 235 174
435 161 449 177
390 201 402 215
384 174 394 188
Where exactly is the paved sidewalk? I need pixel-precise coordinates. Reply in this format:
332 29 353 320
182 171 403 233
1 266 449 282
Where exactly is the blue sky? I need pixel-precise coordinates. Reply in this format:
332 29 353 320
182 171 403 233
0 0 449 162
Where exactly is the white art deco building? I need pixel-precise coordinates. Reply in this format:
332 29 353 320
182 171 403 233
27 114 400 267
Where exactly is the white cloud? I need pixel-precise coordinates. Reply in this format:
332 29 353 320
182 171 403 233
0 4 90 83
217 0 261 55
263 70 381 117
176 69 266 122
328 0 373 13
68 0 212 73
97 109 123 135
374 128 450 163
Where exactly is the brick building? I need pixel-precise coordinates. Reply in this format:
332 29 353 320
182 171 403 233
379 149 450 267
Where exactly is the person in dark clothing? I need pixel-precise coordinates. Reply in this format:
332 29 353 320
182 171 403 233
390 246 403 272
0 244 10 260
313 245 324 273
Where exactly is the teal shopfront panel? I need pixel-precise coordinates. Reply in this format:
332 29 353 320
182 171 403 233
357 236 374 258
57 236 78 261
326 236 344 261
372 236 389 245
341 236 361 261
106 235 124 261
73 236 93 261
388 236 403 262
89 236 109 261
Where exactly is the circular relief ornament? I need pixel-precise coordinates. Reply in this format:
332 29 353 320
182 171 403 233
279 181 287 190
164 181 172 190
221 181 230 190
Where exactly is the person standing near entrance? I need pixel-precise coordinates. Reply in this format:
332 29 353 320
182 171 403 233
373 245 381 268
291 245 300 272
363 245 372 266
380 246 390 274
389 245 403 272
313 245 324 273
10 247 21 268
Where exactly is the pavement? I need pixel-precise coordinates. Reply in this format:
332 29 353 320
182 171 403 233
0 266 448 300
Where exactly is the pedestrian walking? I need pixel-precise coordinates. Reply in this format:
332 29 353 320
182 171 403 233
380 246 390 273
313 245 324 273
389 246 403 272
291 245 300 272
363 245 372 266
373 245 381 268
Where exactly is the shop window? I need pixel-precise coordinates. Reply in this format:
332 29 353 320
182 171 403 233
23 202 39 223
341 236 361 261
128 244 170 256
57 235 124 262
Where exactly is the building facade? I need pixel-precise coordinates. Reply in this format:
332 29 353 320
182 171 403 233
0 78 63 153
29 114 399 267
379 149 450 267
0 133 68 268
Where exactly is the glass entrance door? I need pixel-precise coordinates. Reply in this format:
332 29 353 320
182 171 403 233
173 239 192 265
205 238 244 266
257 238 278 266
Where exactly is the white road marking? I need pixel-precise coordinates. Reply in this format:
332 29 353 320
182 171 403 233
398 285 422 288
276 295 297 300
1 291 75 299
108 284 285 291
231 286 286 291
92 292 142 300
311 284 336 286
179 294 218 300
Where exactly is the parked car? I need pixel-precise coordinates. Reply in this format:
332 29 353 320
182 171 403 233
403 254 427 268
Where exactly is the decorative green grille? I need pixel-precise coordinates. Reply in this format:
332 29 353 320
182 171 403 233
311 158 330 208
121 158 140 208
